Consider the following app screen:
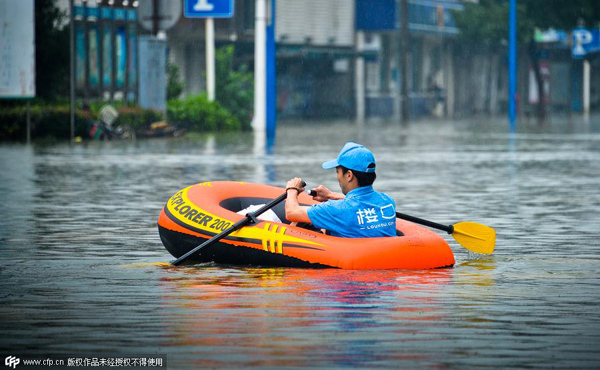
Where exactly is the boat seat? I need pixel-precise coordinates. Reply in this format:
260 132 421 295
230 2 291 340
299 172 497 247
220 197 297 225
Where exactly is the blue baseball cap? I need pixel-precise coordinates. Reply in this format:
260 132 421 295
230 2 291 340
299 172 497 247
322 142 376 173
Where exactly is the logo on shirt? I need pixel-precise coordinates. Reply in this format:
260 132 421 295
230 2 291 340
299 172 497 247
357 207 379 224
356 204 396 231
380 204 396 219
356 204 396 225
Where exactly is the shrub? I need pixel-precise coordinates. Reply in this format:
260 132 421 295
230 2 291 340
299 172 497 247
0 94 249 141
0 103 164 141
0 105 88 141
167 94 241 132
115 107 164 131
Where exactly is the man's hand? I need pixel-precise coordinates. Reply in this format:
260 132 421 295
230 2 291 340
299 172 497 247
311 185 344 202
285 177 310 223
286 177 305 193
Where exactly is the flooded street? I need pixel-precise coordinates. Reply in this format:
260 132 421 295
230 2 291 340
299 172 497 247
1 117 600 368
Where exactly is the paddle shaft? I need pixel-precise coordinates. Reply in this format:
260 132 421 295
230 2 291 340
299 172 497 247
306 189 454 234
306 190 494 253
171 182 304 266
396 212 453 234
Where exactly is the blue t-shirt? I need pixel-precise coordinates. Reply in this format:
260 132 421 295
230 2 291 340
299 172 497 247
307 186 397 238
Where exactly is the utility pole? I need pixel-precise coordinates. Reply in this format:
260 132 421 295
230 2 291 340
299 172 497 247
399 0 409 123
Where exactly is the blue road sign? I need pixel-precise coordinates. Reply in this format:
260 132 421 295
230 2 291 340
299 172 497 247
572 27 600 59
356 0 396 31
184 0 234 18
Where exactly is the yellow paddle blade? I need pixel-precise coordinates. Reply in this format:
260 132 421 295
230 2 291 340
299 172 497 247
451 222 496 254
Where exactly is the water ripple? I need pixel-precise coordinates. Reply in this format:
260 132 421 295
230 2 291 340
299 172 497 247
1 118 600 368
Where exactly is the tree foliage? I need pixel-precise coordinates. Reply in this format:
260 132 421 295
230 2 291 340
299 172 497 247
453 0 600 46
453 0 509 45
35 0 70 100
167 63 185 100
525 0 600 31
215 46 253 130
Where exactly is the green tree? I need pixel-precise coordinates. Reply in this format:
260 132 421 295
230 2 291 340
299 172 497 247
35 0 70 100
167 63 185 100
454 0 535 45
215 45 253 130
524 1 600 30
453 0 600 120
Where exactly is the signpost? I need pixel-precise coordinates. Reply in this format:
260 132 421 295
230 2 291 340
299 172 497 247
572 28 600 59
138 0 182 34
184 0 234 18
572 28 600 118
184 0 235 102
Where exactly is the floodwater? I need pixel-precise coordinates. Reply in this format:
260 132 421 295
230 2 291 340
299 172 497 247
1 116 599 369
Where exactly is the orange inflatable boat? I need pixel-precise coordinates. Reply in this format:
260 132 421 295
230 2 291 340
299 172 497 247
158 181 455 269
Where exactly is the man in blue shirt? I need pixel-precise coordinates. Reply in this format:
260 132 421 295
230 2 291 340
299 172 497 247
285 142 397 238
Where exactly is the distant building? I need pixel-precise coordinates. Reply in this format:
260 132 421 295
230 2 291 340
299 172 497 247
58 0 140 103
62 0 597 121
168 0 355 119
168 0 468 120
359 0 467 119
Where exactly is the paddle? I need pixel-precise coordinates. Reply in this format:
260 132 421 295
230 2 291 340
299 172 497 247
171 182 305 266
395 212 495 254
305 189 495 254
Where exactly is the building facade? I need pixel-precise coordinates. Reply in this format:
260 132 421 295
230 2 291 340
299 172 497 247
57 0 598 120
167 0 356 119
167 0 466 120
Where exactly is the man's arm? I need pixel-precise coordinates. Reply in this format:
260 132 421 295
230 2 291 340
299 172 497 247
285 178 311 223
311 185 345 202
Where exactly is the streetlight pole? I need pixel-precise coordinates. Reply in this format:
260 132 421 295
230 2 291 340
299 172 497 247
206 17 215 101
253 0 267 133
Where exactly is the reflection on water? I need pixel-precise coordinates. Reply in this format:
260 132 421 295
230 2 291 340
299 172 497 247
1 116 600 368
157 267 456 368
